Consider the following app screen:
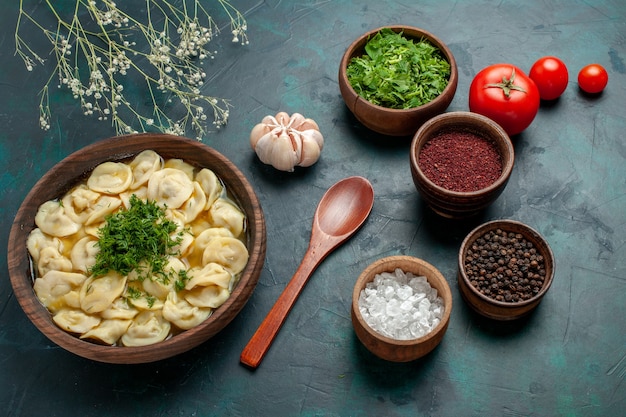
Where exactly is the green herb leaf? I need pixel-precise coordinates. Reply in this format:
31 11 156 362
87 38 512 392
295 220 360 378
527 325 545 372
89 195 184 281
346 28 451 109
175 269 192 292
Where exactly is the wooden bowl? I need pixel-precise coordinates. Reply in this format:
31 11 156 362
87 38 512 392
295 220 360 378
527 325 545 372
410 111 515 218
457 220 555 321
338 25 458 137
7 133 266 364
351 256 452 362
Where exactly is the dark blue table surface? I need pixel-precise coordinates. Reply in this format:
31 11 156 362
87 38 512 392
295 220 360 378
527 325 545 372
1 1 625 416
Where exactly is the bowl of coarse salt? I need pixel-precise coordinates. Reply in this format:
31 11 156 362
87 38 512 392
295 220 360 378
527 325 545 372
351 256 452 362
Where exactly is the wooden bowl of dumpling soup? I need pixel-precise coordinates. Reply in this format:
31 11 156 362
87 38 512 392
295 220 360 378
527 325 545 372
8 133 266 364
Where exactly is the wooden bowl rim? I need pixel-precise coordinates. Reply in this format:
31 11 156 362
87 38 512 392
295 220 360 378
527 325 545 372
339 25 459 114
7 133 266 363
410 111 515 196
457 219 555 308
351 255 452 347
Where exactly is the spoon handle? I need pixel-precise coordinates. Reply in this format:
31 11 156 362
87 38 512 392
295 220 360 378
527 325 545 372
240 246 326 369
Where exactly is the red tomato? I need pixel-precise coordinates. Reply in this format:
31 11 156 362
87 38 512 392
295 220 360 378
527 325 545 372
469 64 540 136
529 56 569 100
578 64 608 94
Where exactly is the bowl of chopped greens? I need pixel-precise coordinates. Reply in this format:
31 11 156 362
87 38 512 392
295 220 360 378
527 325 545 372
8 133 266 364
339 26 458 137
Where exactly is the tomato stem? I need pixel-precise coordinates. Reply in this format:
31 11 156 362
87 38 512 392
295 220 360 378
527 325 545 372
484 68 527 98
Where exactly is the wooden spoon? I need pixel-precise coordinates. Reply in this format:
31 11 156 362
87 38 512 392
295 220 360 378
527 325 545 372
240 176 375 368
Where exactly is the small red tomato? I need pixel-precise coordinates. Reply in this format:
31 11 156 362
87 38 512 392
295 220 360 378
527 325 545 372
469 64 540 136
529 56 569 100
578 64 609 94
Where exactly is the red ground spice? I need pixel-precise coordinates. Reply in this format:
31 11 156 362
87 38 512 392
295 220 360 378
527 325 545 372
418 131 502 192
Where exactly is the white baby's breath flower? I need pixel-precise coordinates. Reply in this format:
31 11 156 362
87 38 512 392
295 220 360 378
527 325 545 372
15 0 249 140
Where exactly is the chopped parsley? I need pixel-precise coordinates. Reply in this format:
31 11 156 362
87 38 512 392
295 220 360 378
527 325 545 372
89 194 185 283
346 28 451 109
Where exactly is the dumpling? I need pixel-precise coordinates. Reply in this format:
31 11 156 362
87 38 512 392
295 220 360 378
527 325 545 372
37 246 73 277
84 222 104 238
80 319 133 345
164 158 195 179
142 277 174 301
147 168 194 209
189 217 213 237
185 262 232 290
178 181 207 223
27 228 63 265
61 184 101 224
192 227 233 254
124 281 164 311
188 228 234 267
195 168 223 208
53 309 101 334
87 161 133 194
129 150 162 189
79 272 127 314
120 187 148 210
35 200 81 237
70 236 99 274
202 236 249 275
164 208 187 230
142 257 185 300
171 231 194 259
184 284 230 309
63 289 81 310
33 270 88 313
208 198 245 237
84 195 122 226
100 299 140 320
162 291 212 330
121 311 171 347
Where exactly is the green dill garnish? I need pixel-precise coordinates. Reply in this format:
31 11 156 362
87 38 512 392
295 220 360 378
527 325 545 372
175 269 192 292
89 194 183 280
146 294 156 308
125 285 156 308
346 28 450 109
125 286 143 300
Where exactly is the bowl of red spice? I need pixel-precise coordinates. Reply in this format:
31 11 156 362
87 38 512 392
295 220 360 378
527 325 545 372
410 111 514 218
338 25 458 137
457 220 555 321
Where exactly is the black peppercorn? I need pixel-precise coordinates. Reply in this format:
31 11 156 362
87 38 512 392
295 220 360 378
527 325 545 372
464 228 546 303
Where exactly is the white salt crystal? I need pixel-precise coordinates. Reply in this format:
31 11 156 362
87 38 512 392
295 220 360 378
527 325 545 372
386 298 401 316
358 268 445 340
409 293 425 304
369 299 385 318
396 285 413 301
383 285 395 301
400 300 413 312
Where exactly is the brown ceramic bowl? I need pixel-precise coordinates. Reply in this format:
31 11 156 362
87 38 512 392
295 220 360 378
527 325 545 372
410 111 515 218
338 25 458 137
7 133 266 364
351 256 452 362
458 220 555 321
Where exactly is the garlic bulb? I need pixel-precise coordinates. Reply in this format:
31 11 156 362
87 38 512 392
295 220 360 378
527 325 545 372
250 112 324 172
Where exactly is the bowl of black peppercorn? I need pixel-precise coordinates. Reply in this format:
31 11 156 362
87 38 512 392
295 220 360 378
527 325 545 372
457 220 555 320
